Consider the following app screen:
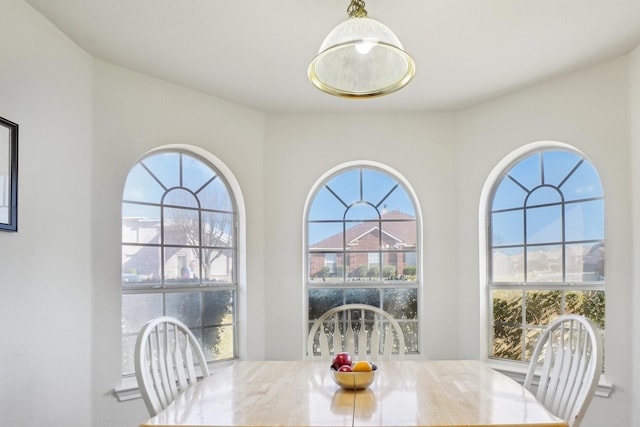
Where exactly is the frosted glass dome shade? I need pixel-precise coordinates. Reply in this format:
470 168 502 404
309 16 415 98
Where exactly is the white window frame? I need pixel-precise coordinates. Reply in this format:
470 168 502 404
303 160 423 357
479 141 612 396
115 144 247 401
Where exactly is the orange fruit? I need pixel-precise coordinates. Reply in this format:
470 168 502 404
352 361 373 372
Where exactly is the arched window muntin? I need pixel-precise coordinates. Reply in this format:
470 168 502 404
487 147 605 363
305 163 421 356
121 149 239 377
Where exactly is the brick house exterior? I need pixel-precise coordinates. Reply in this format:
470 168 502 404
309 210 416 280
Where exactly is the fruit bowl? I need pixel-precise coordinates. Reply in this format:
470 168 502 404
330 367 376 390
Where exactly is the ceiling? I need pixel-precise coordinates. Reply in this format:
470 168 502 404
23 0 640 113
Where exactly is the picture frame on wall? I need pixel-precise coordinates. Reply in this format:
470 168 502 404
0 116 18 232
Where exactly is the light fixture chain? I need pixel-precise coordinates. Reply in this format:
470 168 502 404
347 0 368 18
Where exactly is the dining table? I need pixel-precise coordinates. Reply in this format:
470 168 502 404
140 359 568 427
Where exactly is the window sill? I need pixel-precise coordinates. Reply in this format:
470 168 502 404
487 359 614 398
114 376 142 402
114 360 237 402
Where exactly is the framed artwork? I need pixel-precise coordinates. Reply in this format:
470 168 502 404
0 116 18 232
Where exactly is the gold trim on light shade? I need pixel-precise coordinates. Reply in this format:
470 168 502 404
308 2 415 98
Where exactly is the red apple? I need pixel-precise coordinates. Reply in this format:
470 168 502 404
337 364 353 372
331 352 352 370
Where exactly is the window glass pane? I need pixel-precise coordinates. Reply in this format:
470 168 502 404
368 252 380 266
122 163 165 203
525 290 562 325
199 177 233 211
309 252 345 282
381 253 399 280
564 290 605 329
383 288 418 319
122 203 161 226
362 169 397 205
345 253 382 280
201 211 235 248
345 221 379 250
163 248 197 283
379 189 415 217
166 292 202 327
492 289 524 360
203 290 235 326
308 187 349 221
565 199 604 242
122 293 163 333
326 169 360 206
308 222 343 248
404 252 417 268
122 244 161 284
142 152 180 189
566 242 604 282
122 333 137 376
542 151 580 187
492 247 524 282
308 289 345 319
204 249 234 283
526 245 562 282
345 203 379 221
165 188 198 208
526 204 562 244
493 325 523 360
492 176 527 211
492 290 523 324
561 161 603 201
164 207 200 246
526 186 561 207
345 288 380 306
525 327 544 361
508 153 540 192
381 218 417 247
122 215 161 244
491 210 523 245
183 154 216 192
204 325 235 360
400 322 419 353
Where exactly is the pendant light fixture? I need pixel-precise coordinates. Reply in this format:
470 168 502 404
308 0 415 98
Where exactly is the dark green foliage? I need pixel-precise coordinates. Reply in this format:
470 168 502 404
492 290 605 361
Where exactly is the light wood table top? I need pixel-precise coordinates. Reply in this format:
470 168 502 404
141 360 568 427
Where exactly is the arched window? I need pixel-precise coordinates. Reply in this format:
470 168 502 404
121 150 238 376
305 163 421 355
488 147 604 362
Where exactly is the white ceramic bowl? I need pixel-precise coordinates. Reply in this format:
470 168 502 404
330 368 376 390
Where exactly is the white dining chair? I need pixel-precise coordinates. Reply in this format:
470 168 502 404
524 314 603 427
306 303 405 360
135 316 210 416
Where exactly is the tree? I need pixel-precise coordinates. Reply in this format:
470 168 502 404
492 290 605 361
165 188 234 281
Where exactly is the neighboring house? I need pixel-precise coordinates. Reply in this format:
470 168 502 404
309 209 417 280
122 216 232 283
491 242 604 283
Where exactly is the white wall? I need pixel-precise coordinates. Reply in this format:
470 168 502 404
456 56 632 427
263 112 458 360
90 61 268 426
0 1 93 426
628 44 640 427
